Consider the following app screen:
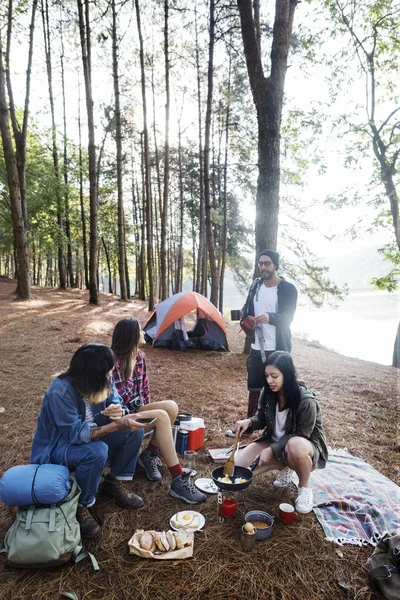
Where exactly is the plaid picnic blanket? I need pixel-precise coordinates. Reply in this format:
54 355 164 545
310 448 400 547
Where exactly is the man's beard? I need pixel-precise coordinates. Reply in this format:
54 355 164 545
261 271 273 280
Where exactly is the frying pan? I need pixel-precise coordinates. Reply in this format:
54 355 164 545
211 458 259 492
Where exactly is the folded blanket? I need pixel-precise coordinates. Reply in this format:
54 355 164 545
310 448 400 546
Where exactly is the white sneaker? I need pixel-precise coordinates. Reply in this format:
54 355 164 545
295 487 314 514
225 429 236 438
272 467 294 488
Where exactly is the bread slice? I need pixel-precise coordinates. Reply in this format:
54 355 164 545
140 531 154 551
174 530 184 550
160 531 170 552
148 530 157 553
154 531 166 552
166 530 176 551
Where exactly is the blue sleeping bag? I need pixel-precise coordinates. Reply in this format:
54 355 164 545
0 464 72 506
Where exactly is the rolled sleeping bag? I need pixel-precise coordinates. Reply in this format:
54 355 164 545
0 464 72 506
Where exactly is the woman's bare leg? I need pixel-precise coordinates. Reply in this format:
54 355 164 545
135 408 178 467
235 440 282 475
139 400 178 425
285 437 314 487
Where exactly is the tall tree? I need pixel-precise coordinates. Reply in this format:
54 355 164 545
237 0 298 256
160 0 170 300
135 0 155 310
41 0 67 289
111 0 128 300
0 36 31 300
60 14 75 287
204 0 219 306
77 0 99 304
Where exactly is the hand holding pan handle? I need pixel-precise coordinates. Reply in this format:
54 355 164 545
249 457 260 471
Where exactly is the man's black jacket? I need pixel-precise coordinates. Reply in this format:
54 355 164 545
241 277 297 352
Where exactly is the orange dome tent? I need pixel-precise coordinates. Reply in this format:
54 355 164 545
143 291 228 351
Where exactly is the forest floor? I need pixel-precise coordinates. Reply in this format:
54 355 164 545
0 278 398 600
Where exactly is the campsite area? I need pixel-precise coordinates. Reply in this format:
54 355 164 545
0 278 398 600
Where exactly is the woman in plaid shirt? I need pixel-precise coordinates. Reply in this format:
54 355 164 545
111 318 206 505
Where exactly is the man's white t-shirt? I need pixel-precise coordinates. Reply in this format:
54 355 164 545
252 284 278 351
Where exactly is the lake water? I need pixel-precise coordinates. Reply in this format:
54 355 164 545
291 291 399 366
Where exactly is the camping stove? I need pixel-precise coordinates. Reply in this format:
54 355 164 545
217 490 247 522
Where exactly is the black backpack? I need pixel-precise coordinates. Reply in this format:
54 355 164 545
368 533 400 600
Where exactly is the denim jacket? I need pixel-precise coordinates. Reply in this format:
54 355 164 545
30 375 127 466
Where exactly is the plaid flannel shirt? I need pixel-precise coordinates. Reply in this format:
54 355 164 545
112 351 150 410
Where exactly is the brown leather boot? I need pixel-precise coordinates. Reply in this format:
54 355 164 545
101 475 144 509
76 506 101 539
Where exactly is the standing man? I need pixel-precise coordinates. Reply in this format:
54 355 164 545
237 249 297 423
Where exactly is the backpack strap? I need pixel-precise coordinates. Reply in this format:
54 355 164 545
370 564 399 587
49 505 57 532
25 506 35 530
72 545 100 571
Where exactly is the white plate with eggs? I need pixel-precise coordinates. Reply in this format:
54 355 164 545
170 510 205 532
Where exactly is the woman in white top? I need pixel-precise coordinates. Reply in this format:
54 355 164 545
234 351 328 514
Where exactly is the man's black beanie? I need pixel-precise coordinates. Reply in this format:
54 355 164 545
258 249 279 269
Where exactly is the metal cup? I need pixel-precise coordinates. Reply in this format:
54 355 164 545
240 524 257 552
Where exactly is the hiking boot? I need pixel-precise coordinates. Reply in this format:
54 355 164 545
169 470 207 505
138 448 162 482
295 487 314 514
273 467 294 488
76 506 101 539
101 476 144 509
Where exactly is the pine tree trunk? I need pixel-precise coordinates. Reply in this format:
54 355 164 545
160 0 170 300
219 50 232 314
237 0 297 256
77 0 99 305
102 237 113 295
136 0 154 310
194 1 206 295
60 18 75 287
111 0 128 300
77 82 89 290
42 0 67 289
0 43 31 300
204 0 219 306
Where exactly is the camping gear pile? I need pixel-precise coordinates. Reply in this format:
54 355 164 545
0 465 98 570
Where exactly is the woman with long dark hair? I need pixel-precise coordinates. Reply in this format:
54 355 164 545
111 318 206 505
234 351 328 513
31 344 147 539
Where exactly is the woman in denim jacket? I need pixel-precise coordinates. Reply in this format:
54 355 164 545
31 344 146 539
234 351 328 515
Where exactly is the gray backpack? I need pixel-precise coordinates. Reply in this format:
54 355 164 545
0 476 98 570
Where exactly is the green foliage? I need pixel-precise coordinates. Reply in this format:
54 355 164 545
371 244 400 292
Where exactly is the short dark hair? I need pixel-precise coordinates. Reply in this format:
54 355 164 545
61 343 114 397
264 351 301 410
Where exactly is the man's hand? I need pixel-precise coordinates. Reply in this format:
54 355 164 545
258 446 274 466
234 418 252 437
101 403 124 420
117 414 147 430
255 312 269 324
